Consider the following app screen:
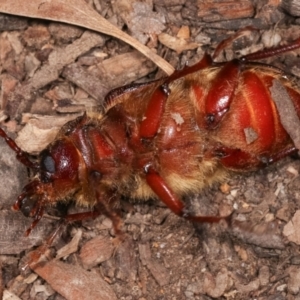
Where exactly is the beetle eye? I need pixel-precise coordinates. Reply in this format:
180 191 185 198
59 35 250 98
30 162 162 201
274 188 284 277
40 150 56 173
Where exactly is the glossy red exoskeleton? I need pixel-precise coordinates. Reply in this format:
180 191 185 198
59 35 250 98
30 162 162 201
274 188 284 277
1 35 300 245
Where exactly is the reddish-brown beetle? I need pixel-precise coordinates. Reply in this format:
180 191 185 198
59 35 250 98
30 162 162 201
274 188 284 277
1 35 300 246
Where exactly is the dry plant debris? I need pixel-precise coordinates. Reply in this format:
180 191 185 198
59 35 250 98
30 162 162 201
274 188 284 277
0 0 300 300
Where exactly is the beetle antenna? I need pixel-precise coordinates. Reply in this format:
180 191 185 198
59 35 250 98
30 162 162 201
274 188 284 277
0 127 39 170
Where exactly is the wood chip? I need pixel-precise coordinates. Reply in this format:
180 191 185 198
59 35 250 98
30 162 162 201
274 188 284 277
281 0 300 17
79 235 115 269
95 52 156 89
0 0 174 75
2 290 21 300
270 79 300 151
0 136 27 208
139 242 170 286
33 260 117 300
158 32 200 54
56 229 82 260
16 114 82 154
231 219 284 249
114 237 138 282
287 266 300 294
197 0 254 22
283 210 300 245
0 211 54 255
235 278 260 294
62 64 109 103
6 31 105 119
204 268 229 298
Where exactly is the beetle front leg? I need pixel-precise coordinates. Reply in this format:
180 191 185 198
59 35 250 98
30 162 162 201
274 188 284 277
145 166 229 224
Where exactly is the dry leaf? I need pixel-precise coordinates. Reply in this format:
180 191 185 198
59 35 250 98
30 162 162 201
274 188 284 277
283 210 300 245
16 114 82 154
115 1 166 44
0 0 174 75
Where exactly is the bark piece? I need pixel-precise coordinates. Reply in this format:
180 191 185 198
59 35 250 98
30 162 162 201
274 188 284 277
197 0 254 22
33 260 117 300
204 268 229 298
56 229 82 260
0 210 54 254
287 266 300 294
79 235 114 269
270 79 300 151
62 63 109 102
231 219 284 249
114 1 165 44
114 237 138 282
94 52 156 90
0 14 27 31
6 30 105 119
158 32 200 54
0 0 174 75
283 210 300 245
139 242 170 286
23 25 51 49
15 114 82 154
2 290 21 300
281 0 300 17
0 136 27 208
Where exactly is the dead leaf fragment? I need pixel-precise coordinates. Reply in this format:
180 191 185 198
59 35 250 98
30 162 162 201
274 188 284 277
2 290 21 300
56 229 83 260
117 1 166 44
270 79 300 151
79 235 115 269
0 211 54 255
283 210 300 244
177 26 191 39
287 266 300 294
197 0 255 22
139 242 170 286
33 260 117 300
204 268 229 298
0 0 174 74
16 114 82 154
158 32 200 54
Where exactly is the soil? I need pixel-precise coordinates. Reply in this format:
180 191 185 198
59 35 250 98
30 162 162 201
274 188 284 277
1 1 300 299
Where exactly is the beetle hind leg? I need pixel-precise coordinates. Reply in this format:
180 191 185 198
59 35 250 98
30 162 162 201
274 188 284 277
145 165 231 225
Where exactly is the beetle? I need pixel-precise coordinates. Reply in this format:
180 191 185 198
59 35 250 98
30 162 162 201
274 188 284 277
1 34 300 248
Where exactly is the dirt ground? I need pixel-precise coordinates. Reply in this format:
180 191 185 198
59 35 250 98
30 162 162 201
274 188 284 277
1 0 300 299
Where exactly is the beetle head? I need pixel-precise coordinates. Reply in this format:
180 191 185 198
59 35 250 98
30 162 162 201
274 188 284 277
14 138 83 235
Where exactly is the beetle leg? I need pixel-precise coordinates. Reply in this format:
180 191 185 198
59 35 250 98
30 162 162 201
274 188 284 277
202 60 241 129
215 145 298 171
167 53 213 82
139 53 214 140
25 204 45 236
145 166 229 224
22 210 103 270
139 83 171 139
0 127 38 170
212 26 258 59
241 37 300 61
